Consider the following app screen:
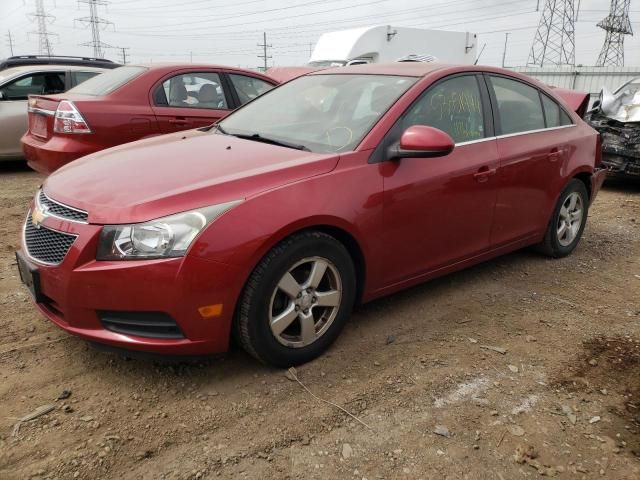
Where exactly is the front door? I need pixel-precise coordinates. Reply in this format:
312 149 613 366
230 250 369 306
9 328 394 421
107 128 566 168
151 71 233 133
380 74 499 285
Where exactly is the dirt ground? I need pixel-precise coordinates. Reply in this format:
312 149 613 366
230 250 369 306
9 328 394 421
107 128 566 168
0 161 639 480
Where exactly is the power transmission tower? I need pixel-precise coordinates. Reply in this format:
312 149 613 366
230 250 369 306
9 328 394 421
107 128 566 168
28 0 57 56
528 0 576 66
595 0 633 66
257 32 272 72
76 0 113 58
6 30 15 56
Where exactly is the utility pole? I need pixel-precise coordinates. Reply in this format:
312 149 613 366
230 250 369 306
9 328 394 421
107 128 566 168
501 32 510 67
76 0 113 58
528 0 576 66
28 0 57 56
6 30 14 56
257 32 272 72
119 47 129 65
595 0 633 66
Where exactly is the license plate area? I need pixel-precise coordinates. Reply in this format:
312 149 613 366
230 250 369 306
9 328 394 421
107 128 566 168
31 113 48 138
16 251 46 302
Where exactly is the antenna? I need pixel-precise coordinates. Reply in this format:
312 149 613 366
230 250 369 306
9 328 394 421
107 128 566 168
76 0 113 58
528 0 576 66
257 32 272 72
28 0 58 56
595 0 633 66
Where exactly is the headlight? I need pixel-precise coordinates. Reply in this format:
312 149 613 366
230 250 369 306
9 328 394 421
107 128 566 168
97 200 242 260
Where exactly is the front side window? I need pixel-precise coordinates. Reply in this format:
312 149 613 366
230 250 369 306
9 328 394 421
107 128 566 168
0 72 65 100
228 74 274 105
489 76 545 135
219 74 417 153
401 75 485 143
155 72 229 110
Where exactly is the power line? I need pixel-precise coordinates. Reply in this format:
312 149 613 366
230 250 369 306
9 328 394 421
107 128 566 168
595 0 633 66
76 0 113 58
257 32 272 72
528 0 576 66
28 0 57 56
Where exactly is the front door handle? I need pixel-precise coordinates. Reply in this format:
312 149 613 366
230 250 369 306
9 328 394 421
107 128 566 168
473 166 497 183
169 118 189 126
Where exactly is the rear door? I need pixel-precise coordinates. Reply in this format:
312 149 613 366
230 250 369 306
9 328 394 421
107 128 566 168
486 74 574 247
0 70 65 157
150 70 233 133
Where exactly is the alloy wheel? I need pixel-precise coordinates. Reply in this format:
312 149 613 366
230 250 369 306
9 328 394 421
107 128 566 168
269 256 342 348
557 192 584 247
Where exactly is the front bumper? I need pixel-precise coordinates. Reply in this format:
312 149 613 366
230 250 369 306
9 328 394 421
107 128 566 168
19 213 246 355
21 132 99 174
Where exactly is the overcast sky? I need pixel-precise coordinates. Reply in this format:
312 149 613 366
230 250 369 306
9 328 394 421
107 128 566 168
1 0 638 68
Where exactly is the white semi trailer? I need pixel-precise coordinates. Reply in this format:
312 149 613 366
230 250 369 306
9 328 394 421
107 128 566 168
308 25 477 67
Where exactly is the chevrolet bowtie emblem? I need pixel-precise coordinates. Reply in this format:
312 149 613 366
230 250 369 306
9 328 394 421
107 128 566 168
31 204 48 229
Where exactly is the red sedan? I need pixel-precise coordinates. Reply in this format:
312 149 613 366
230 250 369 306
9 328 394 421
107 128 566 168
21 64 277 174
17 63 606 366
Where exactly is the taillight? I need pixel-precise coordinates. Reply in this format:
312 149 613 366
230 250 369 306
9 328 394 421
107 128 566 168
595 133 603 167
53 100 91 134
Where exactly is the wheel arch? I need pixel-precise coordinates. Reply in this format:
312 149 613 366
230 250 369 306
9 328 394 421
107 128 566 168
247 217 368 306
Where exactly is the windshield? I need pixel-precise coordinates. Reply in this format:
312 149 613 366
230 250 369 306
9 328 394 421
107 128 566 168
218 74 417 153
68 66 146 96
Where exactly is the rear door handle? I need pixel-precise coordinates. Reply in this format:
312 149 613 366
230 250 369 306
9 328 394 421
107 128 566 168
473 166 497 183
548 147 562 162
169 118 189 125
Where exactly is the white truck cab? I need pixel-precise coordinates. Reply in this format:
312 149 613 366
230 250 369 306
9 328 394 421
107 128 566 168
308 25 477 67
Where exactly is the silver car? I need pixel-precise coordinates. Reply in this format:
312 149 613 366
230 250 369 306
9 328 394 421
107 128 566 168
0 64 105 161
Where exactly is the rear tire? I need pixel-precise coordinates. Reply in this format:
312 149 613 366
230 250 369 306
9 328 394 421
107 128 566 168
536 179 589 258
235 231 356 367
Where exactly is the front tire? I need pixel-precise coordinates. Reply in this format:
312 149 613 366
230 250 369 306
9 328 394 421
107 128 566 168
537 179 589 258
235 231 356 367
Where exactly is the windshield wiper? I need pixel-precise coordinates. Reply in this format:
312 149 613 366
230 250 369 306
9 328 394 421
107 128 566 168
231 133 310 152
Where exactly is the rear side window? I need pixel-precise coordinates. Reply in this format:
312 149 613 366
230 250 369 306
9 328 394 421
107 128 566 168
401 75 485 143
0 72 65 100
72 71 100 87
228 74 274 105
489 76 545 135
154 72 229 109
541 93 562 128
69 66 146 96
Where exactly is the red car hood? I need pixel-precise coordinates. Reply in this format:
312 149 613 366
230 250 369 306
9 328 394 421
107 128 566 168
44 129 339 224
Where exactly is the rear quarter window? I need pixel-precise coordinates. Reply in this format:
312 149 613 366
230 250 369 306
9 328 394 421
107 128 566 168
69 66 146 96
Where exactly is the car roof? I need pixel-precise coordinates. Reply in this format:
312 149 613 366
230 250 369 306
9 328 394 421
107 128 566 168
308 62 536 79
0 55 119 70
131 63 276 81
0 64 106 76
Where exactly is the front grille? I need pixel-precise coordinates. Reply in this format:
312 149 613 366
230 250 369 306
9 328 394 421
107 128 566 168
24 213 77 264
98 311 185 339
39 191 88 223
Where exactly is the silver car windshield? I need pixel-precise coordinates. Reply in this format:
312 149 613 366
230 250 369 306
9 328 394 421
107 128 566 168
218 74 417 153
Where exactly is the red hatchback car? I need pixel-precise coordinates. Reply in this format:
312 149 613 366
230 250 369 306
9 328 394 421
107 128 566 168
21 64 277 174
17 63 606 366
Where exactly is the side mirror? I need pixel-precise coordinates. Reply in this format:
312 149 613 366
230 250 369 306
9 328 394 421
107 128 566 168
388 125 455 160
590 99 601 111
